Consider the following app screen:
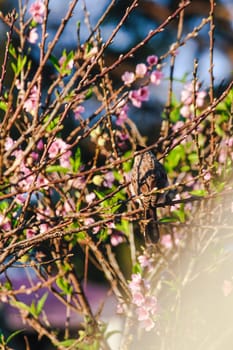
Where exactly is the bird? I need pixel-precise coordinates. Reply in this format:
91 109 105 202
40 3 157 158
131 145 169 244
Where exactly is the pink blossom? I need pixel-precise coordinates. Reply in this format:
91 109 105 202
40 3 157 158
23 85 38 115
160 233 180 249
36 174 48 189
103 171 115 188
84 218 100 234
203 171 211 181
181 82 206 110
48 138 71 167
28 28 39 44
121 71 135 86
181 87 193 105
29 0 45 24
74 105 85 120
196 90 206 107
0 214 11 231
60 152 71 168
26 229 36 239
37 139 44 151
160 234 173 249
5 137 14 151
226 137 233 148
15 193 27 204
170 193 181 211
185 174 195 187
63 200 75 213
150 70 163 85
39 223 49 233
128 273 143 292
222 280 233 297
48 140 60 158
146 55 158 66
30 151 39 161
129 90 142 108
86 192 96 203
132 292 145 306
138 86 150 101
72 176 86 190
180 105 192 118
84 217 95 226
106 221 115 229
138 254 153 270
136 306 149 320
110 231 125 246
116 107 128 126
135 63 147 77
129 86 149 108
144 296 158 314
141 317 155 332
172 120 184 132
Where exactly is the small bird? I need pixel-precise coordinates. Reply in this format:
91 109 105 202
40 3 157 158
131 145 169 244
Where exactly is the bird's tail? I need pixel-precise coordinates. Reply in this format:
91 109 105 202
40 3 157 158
144 207 160 244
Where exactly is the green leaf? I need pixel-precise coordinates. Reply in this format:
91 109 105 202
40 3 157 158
0 100 7 112
56 277 73 295
0 200 9 211
49 54 60 70
10 300 31 314
58 339 77 347
172 208 186 223
94 190 105 200
165 145 185 171
132 263 142 274
45 115 60 131
170 108 181 123
9 43 16 58
189 189 208 197
46 165 69 174
85 87 93 99
159 216 179 223
6 329 25 344
11 55 27 76
36 292 48 316
71 147 81 172
188 152 198 164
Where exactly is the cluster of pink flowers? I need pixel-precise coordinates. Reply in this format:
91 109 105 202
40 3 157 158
0 214 11 231
129 86 149 108
27 1 45 44
74 105 85 120
128 273 158 331
48 138 71 168
83 217 125 246
29 0 45 24
23 85 39 115
160 232 180 249
121 55 160 86
180 82 206 119
4 138 48 196
28 28 39 44
117 55 163 125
